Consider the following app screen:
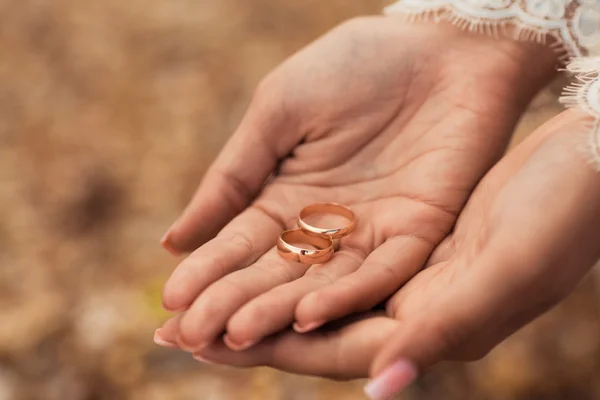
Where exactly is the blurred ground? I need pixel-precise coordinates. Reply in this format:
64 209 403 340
0 1 599 399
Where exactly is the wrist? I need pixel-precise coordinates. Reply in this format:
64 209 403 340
491 36 559 103
422 20 559 108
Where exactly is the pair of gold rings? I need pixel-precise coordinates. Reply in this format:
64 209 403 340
276 203 356 265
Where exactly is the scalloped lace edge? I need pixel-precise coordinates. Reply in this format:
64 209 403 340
561 59 600 170
385 8 573 59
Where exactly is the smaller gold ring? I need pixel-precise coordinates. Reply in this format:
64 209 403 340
277 229 334 265
298 203 356 239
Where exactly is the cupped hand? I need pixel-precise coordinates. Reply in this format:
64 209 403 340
170 109 600 390
158 17 556 352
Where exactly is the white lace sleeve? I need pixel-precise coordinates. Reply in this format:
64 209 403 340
384 0 600 167
561 56 600 165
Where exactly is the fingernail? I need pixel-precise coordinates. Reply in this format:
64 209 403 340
154 329 179 349
192 354 215 364
293 320 325 333
161 302 187 313
223 334 258 351
161 231 181 256
364 359 418 400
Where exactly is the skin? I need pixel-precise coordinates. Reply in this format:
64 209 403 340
158 109 600 382
159 18 558 352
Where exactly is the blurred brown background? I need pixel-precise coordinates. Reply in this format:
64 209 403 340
1 0 599 399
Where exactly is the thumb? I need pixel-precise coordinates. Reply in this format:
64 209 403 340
364 249 537 400
363 270 490 400
162 82 300 254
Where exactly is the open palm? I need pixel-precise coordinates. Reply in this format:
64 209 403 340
170 110 600 387
158 18 556 352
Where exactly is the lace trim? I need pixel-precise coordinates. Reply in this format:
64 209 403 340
385 0 600 168
384 0 600 57
562 57 600 117
561 57 600 169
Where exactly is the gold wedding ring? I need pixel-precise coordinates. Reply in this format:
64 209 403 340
298 203 356 239
277 229 334 265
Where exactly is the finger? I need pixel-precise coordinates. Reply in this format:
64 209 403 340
162 86 300 254
295 236 432 331
177 248 310 351
161 206 283 312
197 315 399 380
155 315 182 348
224 249 364 348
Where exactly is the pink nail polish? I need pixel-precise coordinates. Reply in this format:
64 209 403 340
364 359 418 400
154 329 179 349
293 320 325 333
161 232 181 256
223 334 258 351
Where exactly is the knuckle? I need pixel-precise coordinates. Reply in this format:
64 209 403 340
229 233 254 255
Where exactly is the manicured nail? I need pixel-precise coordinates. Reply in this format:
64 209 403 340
154 329 179 349
364 359 418 400
223 334 258 351
192 354 215 364
293 320 325 333
161 231 181 256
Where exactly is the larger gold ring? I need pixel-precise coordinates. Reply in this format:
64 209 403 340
298 203 356 239
277 229 334 264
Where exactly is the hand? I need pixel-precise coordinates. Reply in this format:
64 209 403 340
168 109 600 392
158 17 556 352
